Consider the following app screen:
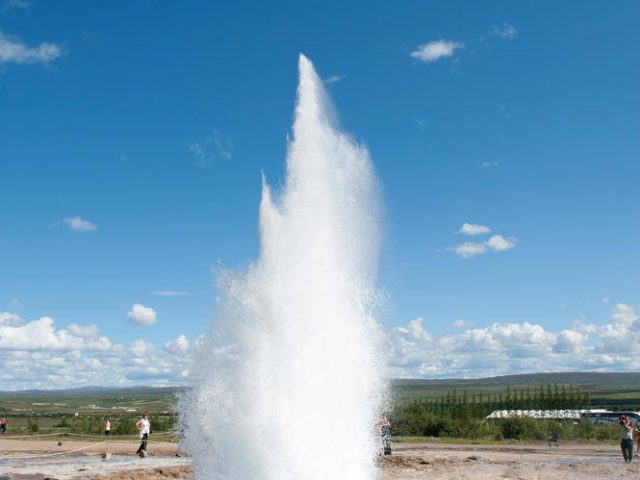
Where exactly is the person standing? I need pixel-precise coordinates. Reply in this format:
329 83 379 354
619 415 634 462
103 418 111 436
135 412 151 457
0 418 6 434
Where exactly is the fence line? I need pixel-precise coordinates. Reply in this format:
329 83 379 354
0 430 177 439
1 441 107 460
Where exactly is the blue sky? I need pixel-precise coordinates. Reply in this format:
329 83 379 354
0 0 638 388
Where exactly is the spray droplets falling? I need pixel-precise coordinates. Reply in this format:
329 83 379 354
180 55 386 480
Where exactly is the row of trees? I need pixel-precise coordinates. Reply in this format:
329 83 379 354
417 384 591 417
15 414 177 436
389 384 604 441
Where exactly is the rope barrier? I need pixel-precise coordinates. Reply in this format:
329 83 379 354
1 441 107 460
0 430 178 439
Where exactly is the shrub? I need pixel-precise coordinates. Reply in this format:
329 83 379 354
27 418 39 433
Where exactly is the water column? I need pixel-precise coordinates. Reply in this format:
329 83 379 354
181 54 386 480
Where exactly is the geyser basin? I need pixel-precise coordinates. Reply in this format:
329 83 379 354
181 55 386 480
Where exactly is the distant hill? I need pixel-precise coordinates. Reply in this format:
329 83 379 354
0 372 640 397
0 385 184 397
393 371 640 391
392 372 640 409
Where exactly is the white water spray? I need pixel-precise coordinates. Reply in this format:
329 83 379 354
181 55 386 480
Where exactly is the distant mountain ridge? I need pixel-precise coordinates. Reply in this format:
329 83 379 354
3 371 640 396
393 372 640 390
0 385 185 396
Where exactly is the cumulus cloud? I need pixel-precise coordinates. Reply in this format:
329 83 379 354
410 40 463 63
0 310 199 389
2 303 640 389
0 312 22 326
449 225 517 259
449 319 474 329
458 223 491 236
67 323 99 338
610 303 638 327
389 303 640 378
164 334 190 355
0 317 111 351
130 339 154 357
0 30 62 65
485 234 517 252
127 304 157 326
58 216 97 232
451 242 488 259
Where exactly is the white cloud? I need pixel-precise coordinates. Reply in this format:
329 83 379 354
8 298 21 308
451 241 488 259
324 75 345 85
458 223 491 236
130 339 154 357
610 303 638 327
553 329 586 354
449 229 517 259
0 317 111 351
490 23 518 39
127 304 157 326
2 302 640 388
60 216 97 232
389 303 640 378
486 234 517 252
0 30 62 65
410 40 463 63
449 319 474 329
150 290 190 297
601 297 610 304
479 161 499 168
164 334 190 355
0 312 22 326
0 314 196 389
67 323 99 338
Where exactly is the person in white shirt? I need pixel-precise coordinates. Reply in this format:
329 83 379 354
135 412 151 457
619 415 634 463
103 419 111 436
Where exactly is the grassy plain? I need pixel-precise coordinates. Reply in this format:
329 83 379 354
1 372 640 434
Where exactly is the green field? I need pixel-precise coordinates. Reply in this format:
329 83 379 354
1 372 639 435
0 386 181 434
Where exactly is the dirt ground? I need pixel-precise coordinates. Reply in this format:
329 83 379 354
1 439 639 479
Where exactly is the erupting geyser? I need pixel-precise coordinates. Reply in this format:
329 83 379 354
180 54 386 480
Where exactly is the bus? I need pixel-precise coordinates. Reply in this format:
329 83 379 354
587 411 640 426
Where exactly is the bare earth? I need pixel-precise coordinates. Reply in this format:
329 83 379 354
1 439 639 479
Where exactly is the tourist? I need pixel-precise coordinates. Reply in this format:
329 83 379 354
103 418 111 436
619 415 634 462
375 415 392 455
0 418 6 434
634 422 640 458
135 412 151 457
